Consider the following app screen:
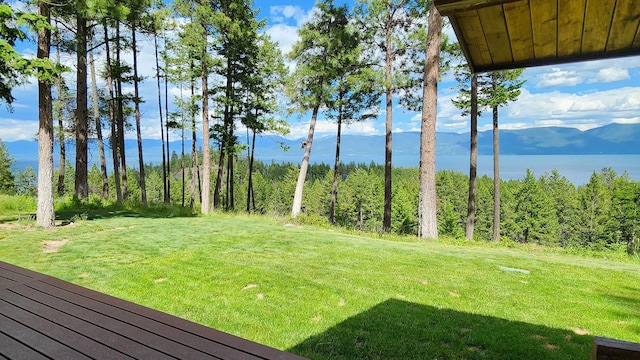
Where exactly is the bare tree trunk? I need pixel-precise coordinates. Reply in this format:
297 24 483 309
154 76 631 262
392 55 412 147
89 35 109 198
214 143 224 209
54 35 65 197
154 33 168 204
418 0 441 240
292 105 320 217
189 72 199 208
115 23 128 200
382 26 393 233
75 14 88 200
465 73 478 240
492 101 501 242
247 128 256 213
227 113 234 211
629 206 637 255
329 107 343 224
164 37 171 203
56 96 66 196
201 33 211 214
132 24 147 206
180 85 185 208
104 21 122 204
36 1 55 228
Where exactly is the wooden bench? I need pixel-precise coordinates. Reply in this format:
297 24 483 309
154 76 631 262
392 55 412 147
0 261 306 359
592 336 640 360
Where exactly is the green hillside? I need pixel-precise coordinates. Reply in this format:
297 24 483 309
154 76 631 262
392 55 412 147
0 211 638 359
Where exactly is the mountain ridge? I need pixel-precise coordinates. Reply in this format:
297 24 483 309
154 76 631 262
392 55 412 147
5 123 640 170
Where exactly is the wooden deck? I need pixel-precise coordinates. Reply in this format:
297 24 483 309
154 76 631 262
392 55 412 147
0 261 306 359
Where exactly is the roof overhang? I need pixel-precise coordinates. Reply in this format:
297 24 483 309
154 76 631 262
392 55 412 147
434 0 640 73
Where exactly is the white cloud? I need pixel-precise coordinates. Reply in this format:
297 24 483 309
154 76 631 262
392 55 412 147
612 117 640 124
285 118 379 139
568 99 607 111
265 23 300 56
591 67 629 83
265 6 317 60
438 121 467 131
269 5 312 25
499 122 530 130
536 68 583 88
0 119 38 141
505 87 640 121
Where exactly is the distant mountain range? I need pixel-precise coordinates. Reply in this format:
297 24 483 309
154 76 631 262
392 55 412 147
6 123 640 170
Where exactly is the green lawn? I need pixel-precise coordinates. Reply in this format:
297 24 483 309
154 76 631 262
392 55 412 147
0 209 638 359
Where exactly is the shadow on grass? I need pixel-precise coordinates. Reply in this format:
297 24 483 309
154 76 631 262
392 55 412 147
288 299 590 360
55 205 197 222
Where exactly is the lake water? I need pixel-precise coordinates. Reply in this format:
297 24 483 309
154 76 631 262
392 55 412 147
14 154 640 186
265 154 640 185
435 154 640 185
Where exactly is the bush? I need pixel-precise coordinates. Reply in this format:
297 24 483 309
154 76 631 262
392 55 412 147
0 194 36 217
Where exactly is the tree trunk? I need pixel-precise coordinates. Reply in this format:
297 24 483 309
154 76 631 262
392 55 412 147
56 95 65 196
132 24 147 206
492 102 501 242
465 73 478 240
190 70 199 208
227 153 234 210
382 25 393 233
292 105 320 217
54 36 65 197
247 128 256 212
180 85 185 208
214 147 224 209
329 106 343 224
115 22 128 200
154 33 168 204
228 113 235 211
74 13 88 200
104 21 122 204
201 31 211 214
89 36 108 199
36 1 55 228
164 37 171 203
629 205 637 255
418 0 441 240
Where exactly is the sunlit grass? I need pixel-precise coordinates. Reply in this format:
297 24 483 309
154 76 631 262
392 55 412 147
0 208 638 359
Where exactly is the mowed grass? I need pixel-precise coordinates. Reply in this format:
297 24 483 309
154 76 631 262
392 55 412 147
1 210 639 359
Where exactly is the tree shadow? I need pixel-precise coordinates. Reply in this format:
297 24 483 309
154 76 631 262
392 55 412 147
599 286 640 334
288 299 590 360
54 207 198 221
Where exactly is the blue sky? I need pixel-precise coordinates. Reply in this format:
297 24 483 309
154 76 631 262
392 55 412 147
2 1 639 143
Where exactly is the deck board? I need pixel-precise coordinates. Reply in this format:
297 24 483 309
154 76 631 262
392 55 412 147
0 332 49 360
0 261 307 360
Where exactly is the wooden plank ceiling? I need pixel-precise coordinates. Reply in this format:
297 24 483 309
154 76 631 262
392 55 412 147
434 0 640 72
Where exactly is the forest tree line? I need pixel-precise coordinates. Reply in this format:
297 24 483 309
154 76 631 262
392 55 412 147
1 0 448 237
2 134 637 255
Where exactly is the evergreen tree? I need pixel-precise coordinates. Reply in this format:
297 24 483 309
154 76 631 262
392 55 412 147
540 169 578 247
0 2 32 106
418 0 442 239
513 170 558 244
452 64 479 240
576 171 613 249
287 0 349 218
355 0 428 232
486 70 525 242
35 0 57 228
0 138 15 193
611 175 640 254
242 34 289 212
326 11 381 224
454 68 525 241
15 166 37 196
